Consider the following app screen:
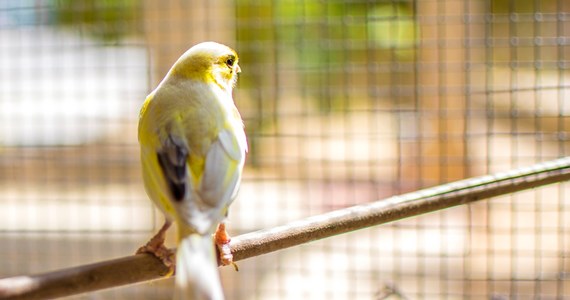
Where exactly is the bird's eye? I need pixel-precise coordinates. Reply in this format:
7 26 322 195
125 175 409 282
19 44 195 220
226 57 235 67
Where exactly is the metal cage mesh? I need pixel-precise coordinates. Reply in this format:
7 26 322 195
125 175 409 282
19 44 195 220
0 0 569 299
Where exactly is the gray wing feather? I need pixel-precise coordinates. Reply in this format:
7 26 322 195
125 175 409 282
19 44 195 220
198 129 245 209
156 135 189 202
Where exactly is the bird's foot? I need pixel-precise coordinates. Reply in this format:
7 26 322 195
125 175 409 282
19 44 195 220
136 221 176 274
137 242 176 271
214 223 238 271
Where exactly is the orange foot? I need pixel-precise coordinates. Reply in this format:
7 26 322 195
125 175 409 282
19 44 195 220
137 220 176 273
214 223 238 271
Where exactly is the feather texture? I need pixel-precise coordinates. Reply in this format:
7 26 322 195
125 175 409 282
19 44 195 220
157 135 189 202
174 235 224 300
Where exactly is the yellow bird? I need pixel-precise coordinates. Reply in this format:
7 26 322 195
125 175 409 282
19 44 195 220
137 42 247 300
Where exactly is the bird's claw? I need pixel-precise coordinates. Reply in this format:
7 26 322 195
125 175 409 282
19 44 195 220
137 243 177 272
136 221 175 275
215 240 233 265
214 223 238 271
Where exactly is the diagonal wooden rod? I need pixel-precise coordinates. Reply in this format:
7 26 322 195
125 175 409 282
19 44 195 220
1 157 569 300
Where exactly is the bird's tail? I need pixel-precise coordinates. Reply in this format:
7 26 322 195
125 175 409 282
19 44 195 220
174 234 224 300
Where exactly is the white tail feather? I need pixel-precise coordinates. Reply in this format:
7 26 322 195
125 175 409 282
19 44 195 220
174 235 224 300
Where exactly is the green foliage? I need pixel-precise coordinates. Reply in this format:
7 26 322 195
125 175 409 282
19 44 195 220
51 0 142 42
236 0 418 112
368 3 417 59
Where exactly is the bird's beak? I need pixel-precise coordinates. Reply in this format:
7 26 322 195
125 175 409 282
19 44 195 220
236 64 242 74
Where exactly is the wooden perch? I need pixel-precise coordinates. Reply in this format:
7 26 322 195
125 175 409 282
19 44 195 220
1 157 570 300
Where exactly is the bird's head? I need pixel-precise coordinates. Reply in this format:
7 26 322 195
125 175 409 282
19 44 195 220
170 41 241 92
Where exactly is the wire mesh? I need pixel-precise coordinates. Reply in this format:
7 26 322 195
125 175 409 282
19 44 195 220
0 0 569 299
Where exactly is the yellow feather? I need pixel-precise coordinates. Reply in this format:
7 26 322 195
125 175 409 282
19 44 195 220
188 155 205 184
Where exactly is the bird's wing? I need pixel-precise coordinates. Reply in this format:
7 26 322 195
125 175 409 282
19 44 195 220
198 127 246 210
153 125 245 233
156 134 189 202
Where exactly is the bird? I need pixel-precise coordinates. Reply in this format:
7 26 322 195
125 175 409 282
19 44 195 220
136 41 247 300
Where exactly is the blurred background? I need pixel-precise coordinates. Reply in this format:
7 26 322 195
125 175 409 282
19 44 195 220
0 0 569 299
